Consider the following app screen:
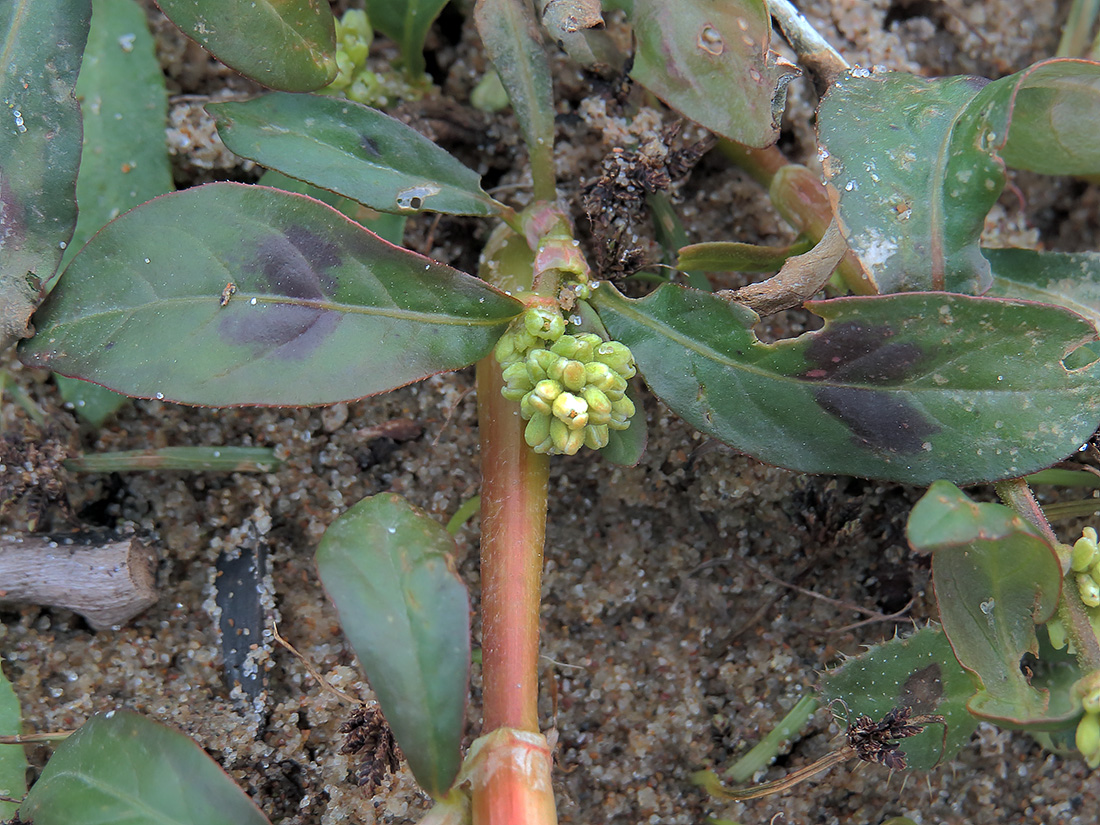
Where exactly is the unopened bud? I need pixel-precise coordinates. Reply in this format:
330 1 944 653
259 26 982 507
524 307 566 340
595 341 636 378
550 417 585 455
524 413 552 450
526 349 558 382
1078 573 1100 608
550 335 580 359
584 424 609 450
1073 535 1099 572
1076 711 1100 759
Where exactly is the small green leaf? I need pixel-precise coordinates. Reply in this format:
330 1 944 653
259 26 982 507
365 0 449 79
474 0 556 199
909 482 1066 727
210 93 502 216
677 238 814 273
316 493 470 798
0 659 27 818
19 183 523 406
591 283 1100 485
0 0 89 350
817 71 999 294
984 247 1100 329
155 0 336 91
820 625 979 771
996 58 1100 176
623 0 797 147
55 0 175 424
19 710 271 825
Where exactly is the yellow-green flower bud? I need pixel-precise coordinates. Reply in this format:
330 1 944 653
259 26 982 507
1072 535 1099 572
550 335 580 359
513 329 537 354
582 386 612 425
344 40 369 66
552 392 589 430
604 373 628 401
611 395 635 420
595 341 636 378
494 330 521 364
502 361 533 390
1078 573 1100 608
1047 618 1068 650
524 307 566 340
525 413 552 450
502 385 527 402
1076 711 1100 759
526 349 558 382
1084 688 1100 715
584 361 616 391
560 360 588 392
572 333 603 363
550 417 585 455
526 380 562 415
584 424 609 450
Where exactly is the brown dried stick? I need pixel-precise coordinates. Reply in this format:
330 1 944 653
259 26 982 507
0 534 157 629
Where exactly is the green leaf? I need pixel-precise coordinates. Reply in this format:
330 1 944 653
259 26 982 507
209 93 502 217
56 0 175 425
623 0 797 147
19 183 523 406
820 625 979 771
316 493 470 798
19 710 271 825
984 247 1100 329
996 58 1100 175
0 0 89 350
676 238 814 273
258 170 407 245
474 0 556 199
908 482 1066 727
0 659 27 818
817 70 1000 294
155 0 336 91
365 0 449 79
590 283 1100 485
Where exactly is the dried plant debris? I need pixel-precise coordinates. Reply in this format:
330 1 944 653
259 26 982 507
339 704 402 793
581 123 713 277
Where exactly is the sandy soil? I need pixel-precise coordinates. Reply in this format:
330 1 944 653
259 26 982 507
3 1 1099 824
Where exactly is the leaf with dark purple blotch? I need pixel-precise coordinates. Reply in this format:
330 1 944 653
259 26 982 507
19 183 523 406
591 283 1100 485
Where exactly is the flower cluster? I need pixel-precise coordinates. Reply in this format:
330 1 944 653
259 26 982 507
325 9 429 107
1049 528 1100 653
494 306 637 455
1045 527 1100 767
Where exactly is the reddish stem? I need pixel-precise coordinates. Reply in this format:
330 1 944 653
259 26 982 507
475 355 550 733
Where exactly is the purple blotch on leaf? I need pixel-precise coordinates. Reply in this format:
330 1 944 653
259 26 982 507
220 304 340 361
255 225 342 299
219 224 347 360
814 386 940 454
360 134 382 158
804 321 926 384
